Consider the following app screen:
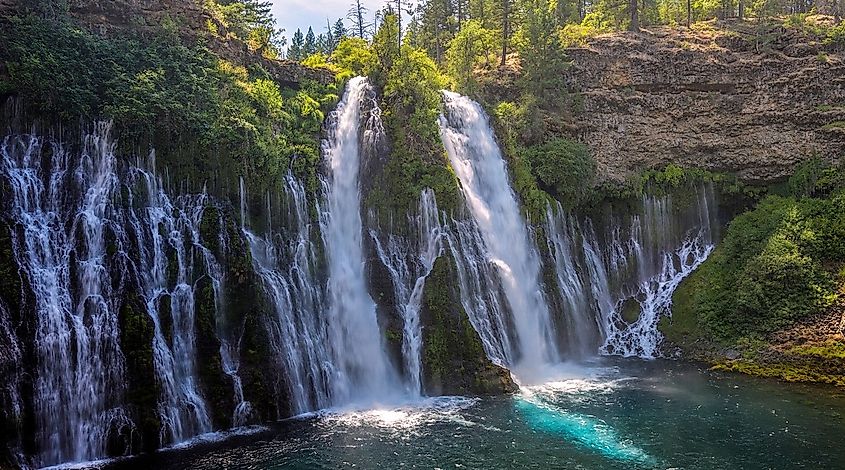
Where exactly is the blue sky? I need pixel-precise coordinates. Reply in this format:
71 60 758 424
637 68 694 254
271 0 384 44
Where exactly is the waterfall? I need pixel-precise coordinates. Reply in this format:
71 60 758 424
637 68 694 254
124 164 213 443
1 126 130 466
244 174 332 415
439 91 559 378
544 206 601 357
369 189 444 396
544 184 717 359
443 217 514 366
319 76 399 404
598 185 716 357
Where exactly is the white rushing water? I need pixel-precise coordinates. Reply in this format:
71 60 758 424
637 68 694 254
439 91 559 379
1 127 262 464
370 188 444 396
597 185 716 357
544 184 717 358
125 162 213 444
1 126 130 466
443 217 514 367
544 205 601 357
244 174 333 415
319 76 399 404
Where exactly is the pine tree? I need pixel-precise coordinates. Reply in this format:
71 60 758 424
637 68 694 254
316 33 327 54
304 26 317 56
332 18 347 48
289 28 304 60
501 0 510 66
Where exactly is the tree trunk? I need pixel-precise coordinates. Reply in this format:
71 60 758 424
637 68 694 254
357 0 365 38
738 0 744 20
687 0 691 27
629 0 639 32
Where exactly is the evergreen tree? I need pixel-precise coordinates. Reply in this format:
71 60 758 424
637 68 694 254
316 33 328 54
333 18 348 47
501 0 510 66
289 28 305 60
304 26 317 55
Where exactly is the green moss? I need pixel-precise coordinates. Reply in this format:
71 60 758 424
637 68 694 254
788 340 845 359
422 258 452 380
619 298 641 324
194 276 232 428
0 222 22 314
822 121 845 130
421 256 513 395
366 42 460 221
664 163 845 374
711 360 845 387
661 266 711 351
384 327 402 347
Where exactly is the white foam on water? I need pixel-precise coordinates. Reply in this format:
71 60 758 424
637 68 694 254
317 396 479 431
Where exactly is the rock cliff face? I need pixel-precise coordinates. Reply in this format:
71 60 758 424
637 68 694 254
563 21 845 183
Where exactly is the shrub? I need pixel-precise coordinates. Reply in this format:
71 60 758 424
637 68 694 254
681 175 845 342
522 138 595 207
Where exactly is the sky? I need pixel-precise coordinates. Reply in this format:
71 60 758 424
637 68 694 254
271 0 385 45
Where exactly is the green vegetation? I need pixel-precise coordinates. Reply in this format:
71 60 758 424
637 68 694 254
784 13 845 46
287 19 348 61
522 138 594 208
668 159 845 343
330 13 462 219
712 359 845 386
204 0 283 58
118 293 161 451
0 10 338 197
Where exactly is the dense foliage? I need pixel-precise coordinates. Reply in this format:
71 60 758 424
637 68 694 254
672 159 845 341
0 11 338 195
521 138 594 207
205 0 284 58
367 13 461 218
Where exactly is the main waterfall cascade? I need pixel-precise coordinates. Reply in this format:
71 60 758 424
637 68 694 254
439 91 561 379
318 76 402 403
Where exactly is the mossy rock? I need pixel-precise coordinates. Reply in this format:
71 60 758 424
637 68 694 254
620 297 642 324
194 276 234 429
421 256 516 396
0 221 23 315
117 291 160 453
